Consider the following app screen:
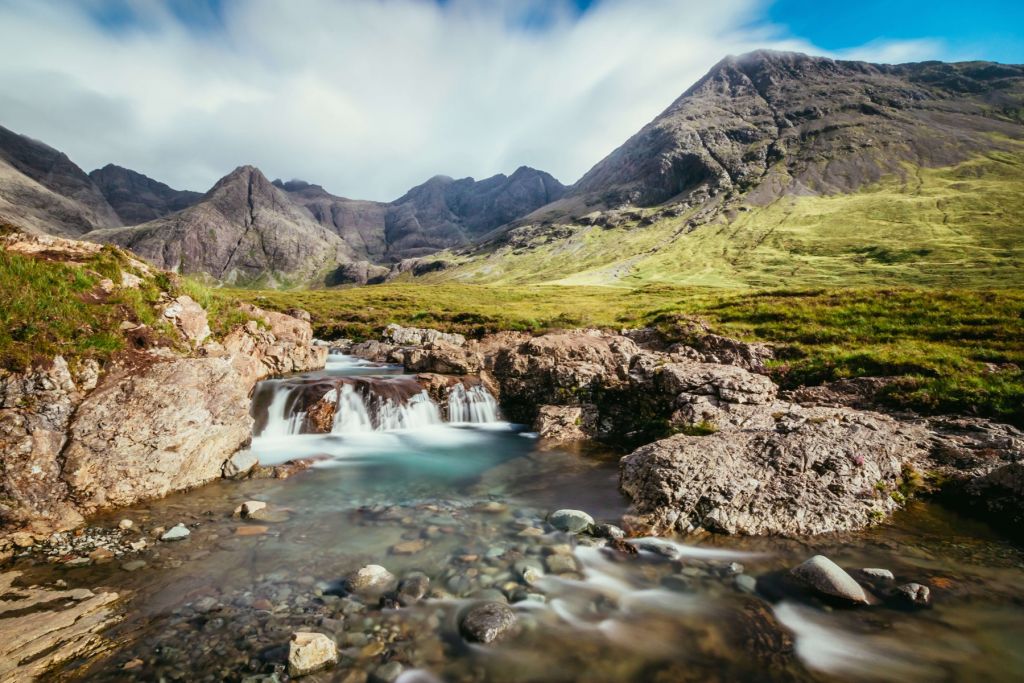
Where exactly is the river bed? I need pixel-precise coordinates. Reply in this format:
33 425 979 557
9 355 1024 682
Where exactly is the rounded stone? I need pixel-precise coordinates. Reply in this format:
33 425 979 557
791 555 868 604
288 631 337 677
548 509 594 534
458 602 518 644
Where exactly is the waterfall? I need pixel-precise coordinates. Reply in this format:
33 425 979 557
374 391 443 431
448 384 500 423
252 359 502 438
259 382 306 437
331 384 374 433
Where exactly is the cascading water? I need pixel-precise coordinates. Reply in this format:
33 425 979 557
256 381 307 437
252 354 501 441
448 383 500 423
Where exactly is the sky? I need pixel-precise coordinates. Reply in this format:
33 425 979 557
0 0 1020 201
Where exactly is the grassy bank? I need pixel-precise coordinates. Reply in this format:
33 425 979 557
234 284 1024 425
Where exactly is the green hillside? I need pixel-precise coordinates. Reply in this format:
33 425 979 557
426 149 1024 288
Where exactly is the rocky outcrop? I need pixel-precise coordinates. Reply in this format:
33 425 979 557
0 357 95 532
0 571 122 681
620 406 928 536
0 242 325 539
60 356 253 512
384 323 466 347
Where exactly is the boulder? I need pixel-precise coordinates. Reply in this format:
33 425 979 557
894 582 931 607
61 357 254 512
533 404 596 443
161 295 211 345
620 407 928 535
223 450 258 479
790 555 869 604
348 565 396 594
458 602 518 644
288 631 337 677
549 509 595 534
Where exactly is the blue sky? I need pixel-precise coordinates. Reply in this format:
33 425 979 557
0 0 1020 200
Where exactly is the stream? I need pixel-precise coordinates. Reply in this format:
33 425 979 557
14 354 1024 681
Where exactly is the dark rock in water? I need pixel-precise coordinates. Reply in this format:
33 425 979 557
790 555 869 605
894 582 931 607
396 572 431 606
458 602 518 644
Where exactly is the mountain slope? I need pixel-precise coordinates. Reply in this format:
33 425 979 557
0 125 120 236
89 164 202 224
86 166 355 287
422 51 1024 287
568 50 1024 210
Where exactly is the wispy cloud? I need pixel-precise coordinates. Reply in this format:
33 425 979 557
0 0 947 200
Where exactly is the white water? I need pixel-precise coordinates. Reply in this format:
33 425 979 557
258 382 306 437
448 383 500 423
258 355 501 437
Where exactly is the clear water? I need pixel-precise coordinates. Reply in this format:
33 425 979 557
14 357 1024 682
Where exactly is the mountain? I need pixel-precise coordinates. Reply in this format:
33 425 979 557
86 166 355 287
275 166 566 262
425 51 1024 288
89 164 202 224
0 125 120 236
566 50 1024 210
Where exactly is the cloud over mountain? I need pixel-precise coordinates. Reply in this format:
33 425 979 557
0 0 947 200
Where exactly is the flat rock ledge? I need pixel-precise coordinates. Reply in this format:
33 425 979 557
0 571 122 681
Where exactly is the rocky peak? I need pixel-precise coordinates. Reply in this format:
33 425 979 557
89 163 201 225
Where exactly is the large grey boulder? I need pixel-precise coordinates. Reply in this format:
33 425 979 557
620 407 928 535
791 555 869 604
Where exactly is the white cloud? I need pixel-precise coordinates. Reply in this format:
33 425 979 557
0 0 948 200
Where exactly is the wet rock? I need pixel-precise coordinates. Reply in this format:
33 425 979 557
458 602 518 644
0 571 121 680
372 661 405 683
396 572 431 605
545 554 579 574
117 519 134 530
390 539 428 555
791 555 868 605
594 523 625 540
223 451 259 479
349 565 396 594
288 631 337 677
160 524 190 542
121 560 146 572
234 500 267 518
862 568 895 580
735 574 758 594
895 582 931 607
548 509 594 534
